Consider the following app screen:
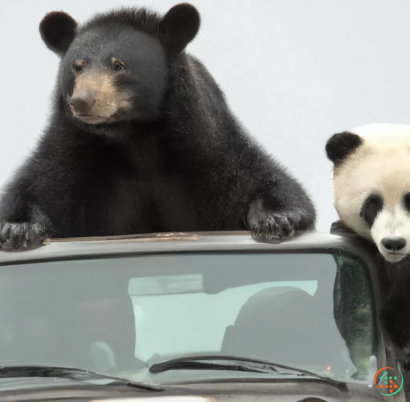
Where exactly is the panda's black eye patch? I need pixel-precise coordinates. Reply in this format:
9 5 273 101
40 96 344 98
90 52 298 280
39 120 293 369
360 194 383 227
403 193 410 213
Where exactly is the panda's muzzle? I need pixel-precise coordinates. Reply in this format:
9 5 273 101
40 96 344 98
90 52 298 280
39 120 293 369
381 237 406 253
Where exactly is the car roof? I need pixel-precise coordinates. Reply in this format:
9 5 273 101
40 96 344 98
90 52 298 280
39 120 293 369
0 230 363 266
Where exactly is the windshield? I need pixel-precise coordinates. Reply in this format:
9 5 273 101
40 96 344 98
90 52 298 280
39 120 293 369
0 252 377 386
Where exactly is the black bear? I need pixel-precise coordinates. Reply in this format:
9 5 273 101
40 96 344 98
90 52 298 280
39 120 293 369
0 3 316 250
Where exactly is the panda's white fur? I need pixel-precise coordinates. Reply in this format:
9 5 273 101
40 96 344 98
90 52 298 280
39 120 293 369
331 123 410 263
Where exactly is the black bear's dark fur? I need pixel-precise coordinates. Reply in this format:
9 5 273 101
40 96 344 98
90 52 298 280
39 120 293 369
0 3 316 250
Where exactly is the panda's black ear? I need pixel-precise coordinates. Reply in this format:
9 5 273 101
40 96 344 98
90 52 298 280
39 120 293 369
325 131 362 167
159 3 200 53
39 11 78 56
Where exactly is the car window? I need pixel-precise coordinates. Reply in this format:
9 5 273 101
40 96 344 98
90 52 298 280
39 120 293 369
0 252 377 385
130 278 318 360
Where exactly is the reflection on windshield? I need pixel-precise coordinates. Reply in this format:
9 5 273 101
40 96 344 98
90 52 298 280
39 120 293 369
0 253 377 386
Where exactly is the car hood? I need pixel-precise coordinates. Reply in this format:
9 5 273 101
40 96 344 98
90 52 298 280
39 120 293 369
0 378 388 402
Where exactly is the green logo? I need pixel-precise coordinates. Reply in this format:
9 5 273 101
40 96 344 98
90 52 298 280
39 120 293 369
374 367 403 396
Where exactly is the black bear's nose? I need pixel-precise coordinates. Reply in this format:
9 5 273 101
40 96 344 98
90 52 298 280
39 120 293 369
70 89 95 115
381 237 406 252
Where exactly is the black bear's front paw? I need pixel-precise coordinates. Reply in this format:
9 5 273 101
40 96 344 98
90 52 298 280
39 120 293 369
0 222 50 251
247 199 311 241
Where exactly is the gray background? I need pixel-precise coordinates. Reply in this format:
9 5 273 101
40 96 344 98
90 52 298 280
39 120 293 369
1 0 410 232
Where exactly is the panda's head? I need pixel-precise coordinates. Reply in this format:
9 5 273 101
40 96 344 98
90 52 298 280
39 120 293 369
326 123 410 263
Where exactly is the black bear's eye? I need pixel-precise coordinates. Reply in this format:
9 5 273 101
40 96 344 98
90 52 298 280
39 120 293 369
403 193 410 213
112 60 125 72
72 59 85 73
360 194 383 227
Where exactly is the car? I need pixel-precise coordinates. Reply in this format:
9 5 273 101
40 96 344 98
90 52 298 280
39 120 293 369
0 226 406 401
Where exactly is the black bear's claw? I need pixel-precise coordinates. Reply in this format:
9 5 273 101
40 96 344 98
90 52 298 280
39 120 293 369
0 222 49 252
247 199 306 241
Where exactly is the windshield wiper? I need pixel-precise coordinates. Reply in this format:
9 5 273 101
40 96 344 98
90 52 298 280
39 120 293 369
149 354 342 384
0 365 163 392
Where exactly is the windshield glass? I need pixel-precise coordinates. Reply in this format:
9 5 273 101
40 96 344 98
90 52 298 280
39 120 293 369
0 252 377 386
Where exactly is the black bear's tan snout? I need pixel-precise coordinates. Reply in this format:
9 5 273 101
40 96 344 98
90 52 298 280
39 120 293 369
69 89 96 115
68 69 133 124
381 237 406 253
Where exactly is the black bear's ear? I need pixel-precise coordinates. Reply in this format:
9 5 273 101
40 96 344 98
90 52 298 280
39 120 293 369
39 11 78 56
325 131 362 167
159 3 200 53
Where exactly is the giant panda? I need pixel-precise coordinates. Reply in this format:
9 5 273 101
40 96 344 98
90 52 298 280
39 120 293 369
326 123 410 374
326 123 410 263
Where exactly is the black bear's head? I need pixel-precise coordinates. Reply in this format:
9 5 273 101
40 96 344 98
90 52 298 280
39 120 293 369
39 4 201 128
